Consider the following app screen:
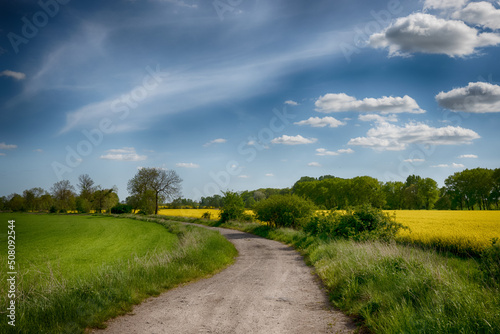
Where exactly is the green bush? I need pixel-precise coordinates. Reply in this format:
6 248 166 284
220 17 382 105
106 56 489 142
219 191 245 223
201 211 212 220
481 238 500 286
305 205 407 242
253 194 316 228
110 204 133 214
303 211 338 236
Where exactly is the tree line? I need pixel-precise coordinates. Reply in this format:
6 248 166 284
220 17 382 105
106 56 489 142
1 167 498 212
1 167 183 214
0 174 119 213
194 167 500 211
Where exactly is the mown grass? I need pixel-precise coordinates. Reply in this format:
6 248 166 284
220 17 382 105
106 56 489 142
164 215 500 333
0 213 237 334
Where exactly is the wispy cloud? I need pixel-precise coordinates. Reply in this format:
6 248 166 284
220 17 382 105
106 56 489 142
265 173 274 177
271 135 317 145
315 93 424 114
176 162 200 168
284 100 299 106
100 147 147 161
203 138 227 147
0 143 17 150
431 163 465 168
295 116 345 128
308 162 322 167
0 142 17 150
316 148 354 156
458 154 478 158
0 70 26 80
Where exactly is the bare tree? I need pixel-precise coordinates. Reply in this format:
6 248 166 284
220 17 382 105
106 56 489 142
127 168 182 214
78 174 95 199
51 180 76 212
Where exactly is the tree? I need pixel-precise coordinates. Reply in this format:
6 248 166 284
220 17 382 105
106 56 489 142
93 186 119 213
127 168 182 215
78 174 95 199
51 180 76 212
219 190 245 223
382 181 405 210
419 178 439 210
23 187 45 212
7 194 25 212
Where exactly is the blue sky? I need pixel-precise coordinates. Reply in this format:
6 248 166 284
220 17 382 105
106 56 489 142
1 0 500 201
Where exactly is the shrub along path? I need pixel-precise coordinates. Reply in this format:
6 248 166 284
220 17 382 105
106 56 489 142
92 223 355 333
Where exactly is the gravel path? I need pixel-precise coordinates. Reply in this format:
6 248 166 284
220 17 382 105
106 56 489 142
92 224 356 333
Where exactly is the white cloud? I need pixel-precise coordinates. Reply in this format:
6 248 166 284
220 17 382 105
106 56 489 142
459 154 478 158
100 147 147 161
294 116 345 128
0 153 5 156
271 135 317 145
358 114 398 123
431 163 465 168
452 1 500 30
265 173 274 177
424 0 468 11
238 175 250 179
0 70 26 80
316 148 354 156
436 82 500 113
316 148 339 156
0 143 17 150
308 162 322 167
33 149 43 153
176 162 200 168
348 122 480 151
404 158 426 163
203 138 227 147
284 100 299 106
315 93 424 114
369 13 500 57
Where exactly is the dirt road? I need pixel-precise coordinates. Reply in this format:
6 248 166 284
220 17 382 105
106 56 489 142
92 225 356 333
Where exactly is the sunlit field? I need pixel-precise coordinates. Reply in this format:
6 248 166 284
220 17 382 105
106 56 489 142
391 210 500 256
158 209 255 220
158 208 221 219
159 209 500 256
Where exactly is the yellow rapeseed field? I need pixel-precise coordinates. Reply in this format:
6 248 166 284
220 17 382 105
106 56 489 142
158 208 499 255
391 210 500 256
158 208 221 219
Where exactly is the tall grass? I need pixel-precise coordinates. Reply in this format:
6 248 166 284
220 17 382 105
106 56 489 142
183 216 500 333
0 214 237 333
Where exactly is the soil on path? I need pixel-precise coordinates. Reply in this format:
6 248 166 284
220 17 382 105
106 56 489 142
92 224 356 333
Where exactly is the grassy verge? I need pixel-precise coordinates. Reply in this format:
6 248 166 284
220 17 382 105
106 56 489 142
0 214 237 334
160 215 500 333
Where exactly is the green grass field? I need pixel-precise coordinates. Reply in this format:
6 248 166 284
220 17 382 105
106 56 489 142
8 213 178 284
0 213 237 333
